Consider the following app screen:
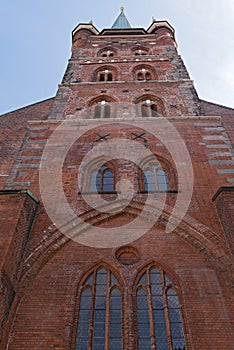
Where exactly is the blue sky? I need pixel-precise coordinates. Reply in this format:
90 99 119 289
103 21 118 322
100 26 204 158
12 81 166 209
1 0 234 115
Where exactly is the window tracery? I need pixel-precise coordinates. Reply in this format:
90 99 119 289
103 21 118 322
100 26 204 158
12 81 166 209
90 165 115 193
76 267 122 350
98 49 115 58
97 69 113 82
132 47 149 56
94 66 116 82
141 99 158 117
135 266 186 350
93 100 111 118
137 69 152 81
133 65 156 82
143 163 170 191
135 95 165 117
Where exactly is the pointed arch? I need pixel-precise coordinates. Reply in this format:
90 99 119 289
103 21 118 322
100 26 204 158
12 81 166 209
97 48 117 58
87 95 117 107
134 261 187 350
79 156 117 193
91 165 115 193
133 64 157 81
134 94 165 117
132 47 149 56
18 200 234 299
143 166 170 192
93 65 118 82
138 154 177 192
87 95 117 119
73 262 124 350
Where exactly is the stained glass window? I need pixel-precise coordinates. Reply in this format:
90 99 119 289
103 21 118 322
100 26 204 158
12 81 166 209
76 267 122 350
136 266 186 350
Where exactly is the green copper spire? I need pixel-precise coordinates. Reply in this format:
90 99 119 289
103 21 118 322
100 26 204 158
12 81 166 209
111 7 132 29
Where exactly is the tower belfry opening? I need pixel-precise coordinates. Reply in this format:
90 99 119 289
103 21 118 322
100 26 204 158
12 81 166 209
0 7 234 350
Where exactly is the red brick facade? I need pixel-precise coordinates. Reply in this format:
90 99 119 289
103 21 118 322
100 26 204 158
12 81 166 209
0 12 234 350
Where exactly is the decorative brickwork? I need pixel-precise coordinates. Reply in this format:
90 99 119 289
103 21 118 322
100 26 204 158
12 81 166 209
0 10 234 350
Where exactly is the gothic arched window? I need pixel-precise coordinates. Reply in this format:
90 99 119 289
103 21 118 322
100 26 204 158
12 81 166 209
97 69 113 82
136 266 186 350
136 68 152 81
76 267 123 350
143 164 169 192
136 95 165 117
90 165 115 193
133 65 155 82
141 99 158 117
97 69 113 81
94 100 111 119
94 105 101 118
133 48 148 56
98 49 115 58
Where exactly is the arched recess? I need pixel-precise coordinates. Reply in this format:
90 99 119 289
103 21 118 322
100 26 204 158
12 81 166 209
18 199 234 297
87 95 117 119
138 154 178 192
97 48 117 58
133 65 157 81
131 47 149 56
71 261 124 350
4 201 234 350
87 95 117 107
79 156 117 193
134 94 165 117
93 65 118 82
133 261 187 350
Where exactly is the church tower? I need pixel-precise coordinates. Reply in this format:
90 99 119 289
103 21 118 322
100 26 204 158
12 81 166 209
50 7 201 120
0 9 234 350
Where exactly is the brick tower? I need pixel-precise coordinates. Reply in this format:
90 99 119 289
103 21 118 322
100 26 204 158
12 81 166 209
0 8 234 350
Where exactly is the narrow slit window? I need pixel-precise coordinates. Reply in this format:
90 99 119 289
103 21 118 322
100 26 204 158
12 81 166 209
151 104 158 117
102 170 114 192
141 105 149 118
157 169 169 191
146 72 151 80
137 72 144 81
104 104 111 118
99 73 105 81
107 73 113 81
144 170 156 191
89 171 99 192
94 105 101 118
